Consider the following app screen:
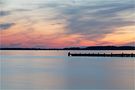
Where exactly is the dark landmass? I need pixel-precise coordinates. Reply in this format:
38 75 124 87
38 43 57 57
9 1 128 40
0 46 135 50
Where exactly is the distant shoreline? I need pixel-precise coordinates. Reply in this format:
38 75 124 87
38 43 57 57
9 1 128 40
0 46 135 50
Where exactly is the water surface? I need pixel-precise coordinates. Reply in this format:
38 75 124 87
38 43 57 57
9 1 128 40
0 50 135 89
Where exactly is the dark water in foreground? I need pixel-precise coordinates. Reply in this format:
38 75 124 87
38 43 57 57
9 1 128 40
0 50 135 89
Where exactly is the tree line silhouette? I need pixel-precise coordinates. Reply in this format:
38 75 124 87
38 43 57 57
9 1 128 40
0 46 135 50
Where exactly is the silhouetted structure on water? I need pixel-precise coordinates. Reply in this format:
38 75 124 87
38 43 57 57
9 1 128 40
68 52 135 57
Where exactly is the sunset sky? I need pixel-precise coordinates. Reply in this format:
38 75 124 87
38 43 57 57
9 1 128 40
0 0 135 48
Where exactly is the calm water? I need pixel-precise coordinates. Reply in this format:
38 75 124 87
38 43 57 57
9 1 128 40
0 50 135 89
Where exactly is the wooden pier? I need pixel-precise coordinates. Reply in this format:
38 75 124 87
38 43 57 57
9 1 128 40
68 52 135 57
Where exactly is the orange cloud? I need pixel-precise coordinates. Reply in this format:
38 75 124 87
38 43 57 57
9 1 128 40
100 26 135 45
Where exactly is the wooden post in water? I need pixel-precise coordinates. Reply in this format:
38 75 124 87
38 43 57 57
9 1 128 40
131 53 133 57
104 53 105 57
122 52 124 57
68 52 70 56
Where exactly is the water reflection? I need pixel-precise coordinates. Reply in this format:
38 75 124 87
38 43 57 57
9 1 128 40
0 50 134 89
66 57 134 89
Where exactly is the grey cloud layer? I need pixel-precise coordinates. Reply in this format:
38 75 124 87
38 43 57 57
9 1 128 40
0 23 15 30
41 0 134 41
0 11 10 17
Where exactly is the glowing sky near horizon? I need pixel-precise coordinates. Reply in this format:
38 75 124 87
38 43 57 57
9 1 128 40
0 0 135 48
